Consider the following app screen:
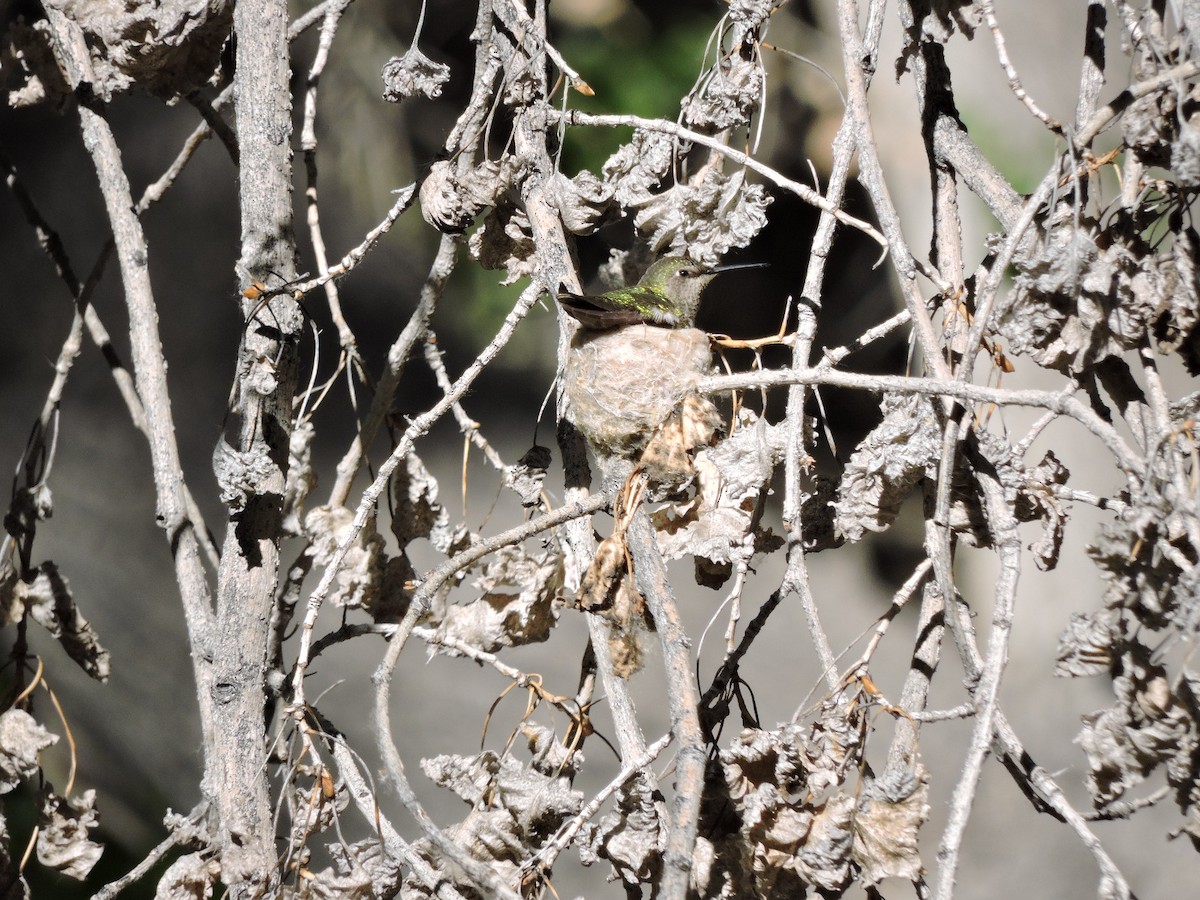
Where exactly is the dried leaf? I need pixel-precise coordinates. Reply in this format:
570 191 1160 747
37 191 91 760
0 710 57 794
390 452 468 554
505 445 551 508
834 394 941 542
327 840 402 899
793 794 855 891
1076 651 1198 809
434 546 563 655
1019 450 1070 571
282 419 316 536
719 724 859 895
381 47 450 102
304 506 385 611
1055 609 1121 678
852 766 929 886
8 1 232 105
36 787 102 880
468 198 536 284
602 130 677 207
578 772 665 886
728 0 773 31
653 412 781 585
548 171 618 236
1152 228 1200 373
212 437 280 513
17 562 110 681
419 158 519 234
682 55 763 132
633 169 772 266
522 723 582 779
998 218 1176 373
578 532 629 613
419 749 583 883
153 852 220 900
288 773 348 845
4 482 53 542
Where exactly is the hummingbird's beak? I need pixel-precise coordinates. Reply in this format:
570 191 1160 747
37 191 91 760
710 262 769 274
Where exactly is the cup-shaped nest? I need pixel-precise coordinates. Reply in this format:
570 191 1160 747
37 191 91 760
564 325 712 459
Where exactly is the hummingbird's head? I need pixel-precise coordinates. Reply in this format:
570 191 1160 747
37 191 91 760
639 257 720 322
639 256 766 324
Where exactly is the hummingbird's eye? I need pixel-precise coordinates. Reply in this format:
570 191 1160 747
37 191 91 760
678 267 699 278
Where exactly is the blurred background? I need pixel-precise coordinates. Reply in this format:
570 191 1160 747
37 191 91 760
0 0 1197 896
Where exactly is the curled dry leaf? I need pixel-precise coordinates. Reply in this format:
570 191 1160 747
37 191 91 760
998 217 1200 374
153 851 220 900
728 0 774 30
326 840 402 899
1055 608 1122 678
300 861 378 899
15 562 110 682
548 171 618 236
578 532 630 614
1076 650 1200 810
381 46 450 102
432 545 563 655
578 771 666 887
578 523 650 677
836 395 1069 561
0 710 57 794
288 773 348 845
304 505 385 611
212 437 280 514
638 392 724 494
682 54 764 132
851 765 930 887
468 197 537 284
597 246 653 293
390 450 468 555
1171 114 1200 187
419 158 520 234
634 169 772 266
834 393 942 543
1152 228 1200 373
1085 441 1199 636
602 129 678 208
281 419 316 536
1123 57 1195 168
652 411 782 588
5 0 232 106
1018 450 1070 571
5 482 53 543
717 724 859 895
36 787 102 880
413 749 583 891
523 723 582 779
505 445 551 508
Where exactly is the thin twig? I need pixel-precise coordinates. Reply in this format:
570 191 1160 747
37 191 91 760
89 803 208 900
555 109 888 251
698 368 1143 476
536 732 673 869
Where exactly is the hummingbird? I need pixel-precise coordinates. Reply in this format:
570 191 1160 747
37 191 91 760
557 256 766 330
